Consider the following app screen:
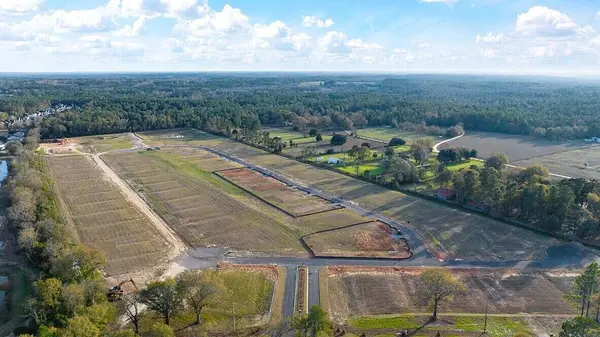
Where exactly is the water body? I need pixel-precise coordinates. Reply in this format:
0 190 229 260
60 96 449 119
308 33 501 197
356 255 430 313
0 161 7 185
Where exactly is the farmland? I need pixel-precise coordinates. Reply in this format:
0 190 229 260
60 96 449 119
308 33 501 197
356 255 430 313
303 221 411 259
216 167 342 217
514 145 600 180
46 155 171 275
168 134 560 261
446 131 591 161
101 150 304 254
325 267 577 320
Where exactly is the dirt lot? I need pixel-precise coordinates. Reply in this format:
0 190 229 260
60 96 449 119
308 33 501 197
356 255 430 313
102 151 305 255
514 145 600 180
182 134 557 261
217 168 341 217
303 221 411 259
46 155 171 275
326 267 577 322
445 131 592 161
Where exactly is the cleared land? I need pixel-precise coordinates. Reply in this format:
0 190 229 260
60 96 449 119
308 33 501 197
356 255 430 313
216 168 341 217
46 155 171 275
326 267 577 321
164 147 242 172
102 151 304 254
303 221 411 259
157 133 558 261
514 145 600 180
446 131 592 161
74 133 135 153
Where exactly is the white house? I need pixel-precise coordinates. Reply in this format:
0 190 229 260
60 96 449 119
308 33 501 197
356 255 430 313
327 158 343 164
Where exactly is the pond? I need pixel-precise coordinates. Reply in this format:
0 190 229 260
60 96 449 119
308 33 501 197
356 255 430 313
0 161 7 185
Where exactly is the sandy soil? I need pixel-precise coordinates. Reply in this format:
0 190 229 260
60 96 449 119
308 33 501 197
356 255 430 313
87 154 187 263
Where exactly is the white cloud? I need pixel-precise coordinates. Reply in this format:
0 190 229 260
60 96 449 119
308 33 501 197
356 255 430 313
516 6 595 37
476 33 506 44
10 7 116 34
0 0 43 13
114 16 149 37
319 31 351 54
418 43 431 48
597 11 600 20
302 16 334 28
174 4 250 37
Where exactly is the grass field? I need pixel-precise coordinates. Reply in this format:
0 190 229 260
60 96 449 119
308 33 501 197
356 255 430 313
182 134 558 261
326 267 577 321
445 159 484 171
303 221 411 259
102 150 304 255
357 127 441 143
216 168 341 217
74 134 134 153
142 265 279 333
262 127 333 144
165 147 242 172
46 155 171 275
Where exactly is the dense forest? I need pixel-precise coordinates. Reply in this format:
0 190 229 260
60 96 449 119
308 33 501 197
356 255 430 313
1 74 600 139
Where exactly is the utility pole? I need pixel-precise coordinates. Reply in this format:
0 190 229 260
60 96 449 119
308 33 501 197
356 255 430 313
232 304 236 331
483 302 489 334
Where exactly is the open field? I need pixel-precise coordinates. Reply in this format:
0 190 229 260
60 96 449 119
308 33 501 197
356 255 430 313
446 131 593 161
445 159 484 171
296 209 373 235
326 267 577 322
173 133 560 261
514 145 600 180
217 167 341 217
74 133 134 153
46 155 171 275
284 135 386 158
102 150 304 255
303 221 411 259
163 147 242 172
357 127 441 143
262 127 333 144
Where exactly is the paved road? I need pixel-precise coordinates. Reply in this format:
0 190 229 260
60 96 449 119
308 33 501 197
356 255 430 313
308 267 320 310
127 136 598 320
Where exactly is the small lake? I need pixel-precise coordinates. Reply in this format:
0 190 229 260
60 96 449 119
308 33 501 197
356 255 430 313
0 161 7 184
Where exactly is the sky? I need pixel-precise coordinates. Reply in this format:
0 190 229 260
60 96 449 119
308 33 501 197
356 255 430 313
1 0 600 74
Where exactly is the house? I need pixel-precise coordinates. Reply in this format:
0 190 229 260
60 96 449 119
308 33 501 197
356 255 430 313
435 188 456 200
327 158 343 164
584 137 600 143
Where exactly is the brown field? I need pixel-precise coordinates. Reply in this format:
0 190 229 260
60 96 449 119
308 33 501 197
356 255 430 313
514 145 600 180
178 134 558 261
296 209 373 235
46 155 170 275
445 131 592 161
101 151 304 254
326 267 577 321
164 147 242 172
303 221 411 259
217 168 341 217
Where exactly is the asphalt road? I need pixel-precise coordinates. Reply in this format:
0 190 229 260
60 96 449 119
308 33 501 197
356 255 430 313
127 136 599 319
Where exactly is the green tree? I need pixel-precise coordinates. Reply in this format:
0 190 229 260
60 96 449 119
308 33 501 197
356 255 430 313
435 169 454 188
388 137 406 147
418 269 466 321
485 152 509 170
384 147 394 158
144 322 175 337
520 183 548 222
177 270 219 325
559 317 600 337
315 134 323 142
330 134 347 146
573 262 600 318
546 184 575 231
519 165 549 184
61 316 100 337
453 169 480 204
381 157 418 185
291 306 330 337
308 128 318 137
139 279 185 326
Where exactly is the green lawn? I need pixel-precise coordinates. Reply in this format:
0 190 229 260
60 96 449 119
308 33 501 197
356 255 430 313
357 127 442 143
263 128 332 144
445 159 484 171
349 315 420 330
337 164 383 176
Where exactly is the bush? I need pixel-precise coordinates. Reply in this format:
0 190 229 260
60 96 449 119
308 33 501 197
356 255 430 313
309 128 318 137
316 134 323 142
330 134 347 146
388 137 406 146
361 142 371 148
326 149 335 154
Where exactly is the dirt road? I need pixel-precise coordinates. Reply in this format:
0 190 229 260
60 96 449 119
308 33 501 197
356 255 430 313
86 154 187 257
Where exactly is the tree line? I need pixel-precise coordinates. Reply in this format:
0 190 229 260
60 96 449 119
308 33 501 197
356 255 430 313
1 75 599 140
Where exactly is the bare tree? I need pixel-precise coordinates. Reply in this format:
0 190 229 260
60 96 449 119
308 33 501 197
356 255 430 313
177 270 219 325
122 293 144 334
418 268 466 321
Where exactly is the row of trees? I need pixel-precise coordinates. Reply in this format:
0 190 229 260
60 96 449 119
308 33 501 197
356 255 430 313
436 147 478 164
435 153 600 239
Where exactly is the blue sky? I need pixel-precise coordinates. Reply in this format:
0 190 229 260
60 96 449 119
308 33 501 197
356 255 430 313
1 0 600 74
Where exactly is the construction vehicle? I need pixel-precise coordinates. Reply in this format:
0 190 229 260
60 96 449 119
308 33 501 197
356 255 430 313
107 278 138 301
